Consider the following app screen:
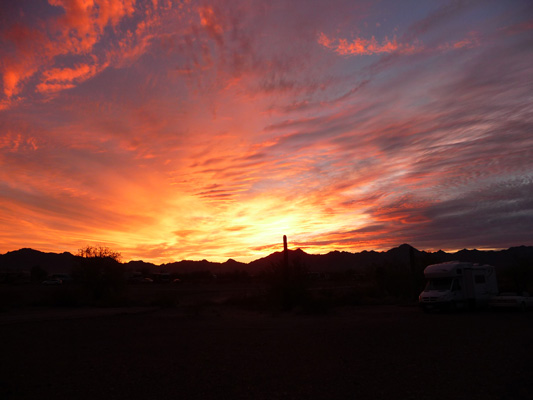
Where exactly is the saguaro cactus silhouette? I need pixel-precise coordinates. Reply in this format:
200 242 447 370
283 235 288 270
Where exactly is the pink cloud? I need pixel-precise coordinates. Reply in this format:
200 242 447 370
318 32 420 56
438 32 480 51
0 132 39 152
502 19 533 35
198 5 224 43
48 0 136 52
0 23 46 99
36 62 109 93
319 29 484 58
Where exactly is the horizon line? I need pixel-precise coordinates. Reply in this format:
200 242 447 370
2 243 530 266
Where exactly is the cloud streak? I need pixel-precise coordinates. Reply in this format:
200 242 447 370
318 32 419 55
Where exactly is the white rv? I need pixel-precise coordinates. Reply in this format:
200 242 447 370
419 261 498 311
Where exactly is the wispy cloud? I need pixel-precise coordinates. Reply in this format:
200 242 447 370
318 32 419 55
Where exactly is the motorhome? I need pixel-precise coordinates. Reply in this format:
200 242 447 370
419 261 498 311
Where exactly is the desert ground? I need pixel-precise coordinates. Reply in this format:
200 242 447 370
1 285 532 400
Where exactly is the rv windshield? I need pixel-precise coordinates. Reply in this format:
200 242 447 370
425 278 453 291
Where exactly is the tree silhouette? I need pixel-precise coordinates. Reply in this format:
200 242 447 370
77 245 122 262
72 246 125 305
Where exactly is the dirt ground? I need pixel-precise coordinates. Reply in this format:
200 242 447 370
1 302 532 400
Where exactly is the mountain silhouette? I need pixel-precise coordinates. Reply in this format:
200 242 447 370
1 245 532 275
0 248 77 274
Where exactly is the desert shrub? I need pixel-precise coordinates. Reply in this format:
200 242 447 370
71 246 127 306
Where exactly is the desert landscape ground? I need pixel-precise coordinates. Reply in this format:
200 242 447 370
1 284 532 400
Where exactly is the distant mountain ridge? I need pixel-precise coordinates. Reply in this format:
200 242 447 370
0 248 77 274
1 245 532 275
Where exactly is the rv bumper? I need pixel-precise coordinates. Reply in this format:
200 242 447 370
419 298 457 311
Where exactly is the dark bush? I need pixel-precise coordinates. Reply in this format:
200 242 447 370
71 246 127 306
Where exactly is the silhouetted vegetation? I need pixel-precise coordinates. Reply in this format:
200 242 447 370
71 246 127 306
77 245 122 261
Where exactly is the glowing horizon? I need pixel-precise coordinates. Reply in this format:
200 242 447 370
1 1 532 264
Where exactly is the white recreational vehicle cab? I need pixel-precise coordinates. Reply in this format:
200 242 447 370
419 261 498 311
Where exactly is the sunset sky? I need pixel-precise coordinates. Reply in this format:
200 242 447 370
1 0 532 263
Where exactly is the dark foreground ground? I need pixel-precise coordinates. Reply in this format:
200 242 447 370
1 303 532 400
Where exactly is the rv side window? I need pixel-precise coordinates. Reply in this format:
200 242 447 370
474 275 485 284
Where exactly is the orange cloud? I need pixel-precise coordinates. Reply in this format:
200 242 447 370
0 0 154 103
1 24 46 99
47 0 135 55
318 32 419 56
37 62 108 93
2 69 23 99
43 63 98 82
0 132 39 152
198 6 224 41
